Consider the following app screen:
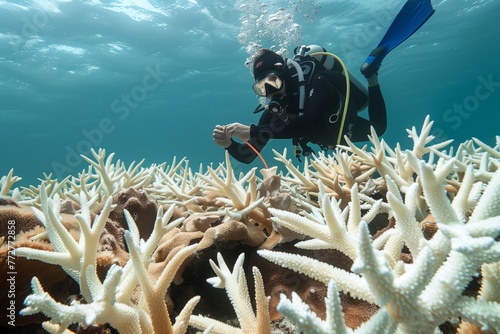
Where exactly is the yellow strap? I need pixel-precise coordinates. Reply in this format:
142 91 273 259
294 145 301 158
308 52 351 146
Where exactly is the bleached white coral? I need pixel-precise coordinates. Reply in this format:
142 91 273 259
278 280 394 334
189 252 271 334
15 184 198 333
4 115 499 334
22 265 143 334
259 117 500 333
0 168 21 196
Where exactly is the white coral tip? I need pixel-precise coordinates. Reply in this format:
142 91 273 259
206 276 224 289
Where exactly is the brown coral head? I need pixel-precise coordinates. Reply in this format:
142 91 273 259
0 196 20 207
182 214 220 233
0 205 43 237
269 193 291 210
198 220 249 251
59 199 77 214
261 175 282 197
108 188 157 240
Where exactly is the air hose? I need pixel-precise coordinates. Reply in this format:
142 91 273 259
309 51 351 146
238 136 269 169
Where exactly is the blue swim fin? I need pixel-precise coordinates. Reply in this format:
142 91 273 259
360 0 435 78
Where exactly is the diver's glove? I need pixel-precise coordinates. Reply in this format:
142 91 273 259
213 125 232 148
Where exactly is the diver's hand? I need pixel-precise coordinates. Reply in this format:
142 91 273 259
213 125 232 148
224 122 250 140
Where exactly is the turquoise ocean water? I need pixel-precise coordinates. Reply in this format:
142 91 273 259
1 0 499 187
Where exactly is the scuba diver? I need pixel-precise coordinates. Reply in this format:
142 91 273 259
213 0 435 164
213 46 386 162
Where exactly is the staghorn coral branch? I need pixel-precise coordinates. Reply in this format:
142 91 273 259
253 267 271 334
351 221 396 307
385 178 422 257
204 162 247 209
269 207 342 251
191 253 271 334
66 171 97 204
269 181 367 259
478 262 500 302
373 150 412 191
272 148 316 189
75 195 114 302
0 168 22 196
367 126 384 153
17 180 202 334
278 290 334 334
406 115 454 158
338 138 371 163
120 159 150 189
16 185 81 278
258 249 376 304
21 277 98 331
393 144 414 183
41 321 77 333
21 266 144 334
450 164 476 222
153 167 196 202
206 253 255 332
338 152 356 188
188 315 242 334
125 231 199 334
117 205 185 302
469 169 500 223
353 221 438 331
419 158 460 225
346 184 362 234
80 148 125 199
225 197 265 221
454 297 500 332
473 137 500 159
173 295 202 334
324 281 350 334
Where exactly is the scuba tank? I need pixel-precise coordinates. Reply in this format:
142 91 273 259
293 45 368 112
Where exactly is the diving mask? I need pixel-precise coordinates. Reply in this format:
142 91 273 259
252 74 283 96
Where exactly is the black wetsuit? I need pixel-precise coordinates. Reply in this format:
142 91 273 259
226 73 387 164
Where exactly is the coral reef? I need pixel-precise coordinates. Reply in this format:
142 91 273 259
0 116 499 333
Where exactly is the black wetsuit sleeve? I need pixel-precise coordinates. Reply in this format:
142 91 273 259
225 107 275 164
226 76 339 164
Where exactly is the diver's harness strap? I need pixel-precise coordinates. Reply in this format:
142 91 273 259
253 104 265 114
